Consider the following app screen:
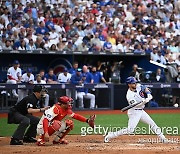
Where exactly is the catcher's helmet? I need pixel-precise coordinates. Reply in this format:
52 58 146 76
126 76 137 84
58 96 73 104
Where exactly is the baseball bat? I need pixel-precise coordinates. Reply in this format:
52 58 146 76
121 101 142 112
149 60 167 69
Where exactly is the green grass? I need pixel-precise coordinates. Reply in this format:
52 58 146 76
0 113 180 137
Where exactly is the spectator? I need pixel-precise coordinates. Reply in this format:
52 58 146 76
18 68 34 102
63 41 74 52
44 68 58 84
2 40 12 50
91 32 102 52
154 51 167 65
6 60 22 98
49 44 57 51
165 56 178 83
103 41 113 52
71 68 95 109
35 21 49 36
150 47 158 61
26 39 36 51
154 68 165 83
130 64 141 82
18 39 26 50
77 41 89 52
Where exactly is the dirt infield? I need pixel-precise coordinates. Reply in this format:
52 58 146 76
0 135 180 154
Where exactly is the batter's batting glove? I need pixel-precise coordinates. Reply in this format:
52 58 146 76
86 115 96 128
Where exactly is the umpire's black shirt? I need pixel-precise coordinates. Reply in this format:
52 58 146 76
15 93 39 115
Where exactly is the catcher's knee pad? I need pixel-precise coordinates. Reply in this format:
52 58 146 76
65 119 74 130
48 120 61 136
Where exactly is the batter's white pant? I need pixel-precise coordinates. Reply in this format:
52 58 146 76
77 92 95 108
6 80 18 97
108 109 166 141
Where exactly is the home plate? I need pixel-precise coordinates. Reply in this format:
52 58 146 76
128 144 145 146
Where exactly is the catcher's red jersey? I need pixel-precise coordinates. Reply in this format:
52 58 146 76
38 103 87 134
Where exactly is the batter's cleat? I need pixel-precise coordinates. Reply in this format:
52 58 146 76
53 138 68 144
161 138 169 143
36 139 45 146
104 135 110 143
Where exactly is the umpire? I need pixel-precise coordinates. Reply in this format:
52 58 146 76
8 85 49 145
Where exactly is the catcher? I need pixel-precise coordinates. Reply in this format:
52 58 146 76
36 96 96 146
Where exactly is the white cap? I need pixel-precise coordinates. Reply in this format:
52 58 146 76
62 38 67 42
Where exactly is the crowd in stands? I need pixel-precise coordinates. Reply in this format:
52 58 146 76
0 0 180 95
0 0 179 57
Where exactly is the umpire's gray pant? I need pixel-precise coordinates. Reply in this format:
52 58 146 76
12 112 40 140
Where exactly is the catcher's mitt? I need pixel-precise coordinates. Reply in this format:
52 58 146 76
87 115 96 128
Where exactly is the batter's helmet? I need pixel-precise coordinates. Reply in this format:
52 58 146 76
126 76 137 84
58 96 73 104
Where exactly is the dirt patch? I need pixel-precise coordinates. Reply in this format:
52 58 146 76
0 135 179 154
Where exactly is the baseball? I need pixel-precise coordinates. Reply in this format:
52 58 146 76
174 103 179 108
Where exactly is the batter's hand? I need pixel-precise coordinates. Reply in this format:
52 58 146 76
87 115 96 128
44 132 49 142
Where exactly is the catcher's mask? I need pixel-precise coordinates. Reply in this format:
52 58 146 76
58 96 74 106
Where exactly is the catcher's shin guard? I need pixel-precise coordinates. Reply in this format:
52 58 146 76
53 119 74 144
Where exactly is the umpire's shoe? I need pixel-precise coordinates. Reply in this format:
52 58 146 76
10 137 23 145
23 136 37 143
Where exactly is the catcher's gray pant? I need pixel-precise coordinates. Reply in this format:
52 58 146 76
6 80 18 97
12 112 40 140
77 92 95 108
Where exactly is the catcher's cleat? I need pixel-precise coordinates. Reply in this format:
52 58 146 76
36 139 45 146
53 138 68 144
